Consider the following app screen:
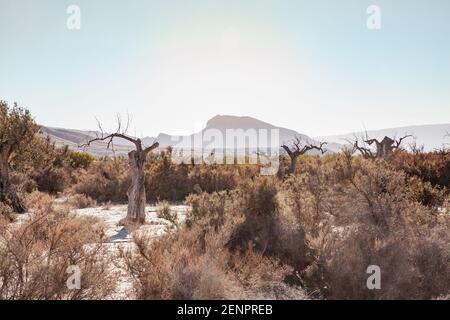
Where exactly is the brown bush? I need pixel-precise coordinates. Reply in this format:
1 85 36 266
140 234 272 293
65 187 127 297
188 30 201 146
121 218 307 300
145 150 190 202
156 200 177 225
145 150 257 202
288 155 450 299
71 158 130 203
406 177 446 207
0 203 14 222
390 149 450 189
229 177 313 272
67 194 97 209
187 165 240 194
32 166 70 194
9 171 37 194
185 191 229 229
122 183 308 299
0 195 117 299
65 151 95 170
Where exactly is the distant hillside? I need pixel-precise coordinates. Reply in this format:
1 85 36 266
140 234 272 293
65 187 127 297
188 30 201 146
317 123 450 151
41 115 343 157
39 126 138 157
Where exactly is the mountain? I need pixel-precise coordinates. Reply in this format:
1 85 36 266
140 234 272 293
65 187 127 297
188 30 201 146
317 123 450 152
151 115 318 150
39 126 139 157
41 118 450 157
40 115 342 157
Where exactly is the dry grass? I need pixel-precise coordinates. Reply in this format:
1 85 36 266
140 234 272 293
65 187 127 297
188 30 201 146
0 193 117 299
66 194 97 209
280 155 450 299
156 200 177 225
121 214 307 300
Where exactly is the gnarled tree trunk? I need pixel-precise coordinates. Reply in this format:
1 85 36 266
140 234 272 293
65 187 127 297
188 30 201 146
83 126 159 224
0 145 26 213
355 135 412 160
289 154 299 175
281 137 326 175
126 149 146 223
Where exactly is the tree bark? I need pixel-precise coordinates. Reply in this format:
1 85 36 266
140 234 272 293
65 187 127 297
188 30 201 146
126 150 146 223
82 128 159 224
289 154 299 175
0 148 26 213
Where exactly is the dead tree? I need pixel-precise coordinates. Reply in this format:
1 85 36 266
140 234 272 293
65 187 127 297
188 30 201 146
353 135 412 160
0 101 39 213
281 137 327 174
82 118 159 224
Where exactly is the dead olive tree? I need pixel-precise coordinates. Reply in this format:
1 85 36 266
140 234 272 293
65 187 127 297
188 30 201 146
281 137 327 174
82 118 159 224
353 134 412 160
0 101 39 213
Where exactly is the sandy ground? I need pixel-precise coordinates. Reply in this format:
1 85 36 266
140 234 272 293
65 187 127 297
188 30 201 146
75 204 189 299
76 204 188 243
12 202 189 300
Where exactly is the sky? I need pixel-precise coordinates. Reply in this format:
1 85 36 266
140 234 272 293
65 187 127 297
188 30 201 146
1 0 449 137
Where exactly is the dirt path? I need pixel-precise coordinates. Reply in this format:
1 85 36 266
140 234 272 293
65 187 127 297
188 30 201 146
75 204 188 299
75 204 189 299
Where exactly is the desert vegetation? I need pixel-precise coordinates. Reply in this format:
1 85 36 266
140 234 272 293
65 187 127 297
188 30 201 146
0 101 449 300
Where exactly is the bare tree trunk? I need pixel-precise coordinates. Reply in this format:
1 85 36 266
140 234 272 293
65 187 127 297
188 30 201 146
289 155 299 175
0 152 26 213
378 141 393 159
282 138 326 175
82 123 159 225
126 150 146 223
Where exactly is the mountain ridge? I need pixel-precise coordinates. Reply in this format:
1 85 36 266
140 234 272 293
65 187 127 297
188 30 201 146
40 115 450 156
317 123 450 151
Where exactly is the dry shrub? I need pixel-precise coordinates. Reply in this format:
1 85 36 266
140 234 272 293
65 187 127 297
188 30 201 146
406 176 446 207
443 195 450 213
121 224 238 300
72 158 130 203
65 151 95 170
390 149 450 189
67 194 97 209
284 155 450 299
230 177 313 272
68 150 258 205
0 203 14 222
24 190 54 211
9 171 37 194
156 200 177 225
31 167 70 194
185 191 228 229
121 211 307 300
187 165 240 194
0 195 117 299
280 157 339 235
145 150 190 202
145 150 257 202
230 247 307 300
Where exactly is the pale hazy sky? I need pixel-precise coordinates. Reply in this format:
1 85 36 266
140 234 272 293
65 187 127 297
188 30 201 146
1 0 449 137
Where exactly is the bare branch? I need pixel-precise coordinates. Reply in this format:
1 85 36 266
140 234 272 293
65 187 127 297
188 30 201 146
282 136 327 158
79 116 148 151
364 138 379 146
143 142 160 155
353 140 375 159
281 144 293 157
301 141 327 155
393 134 413 149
